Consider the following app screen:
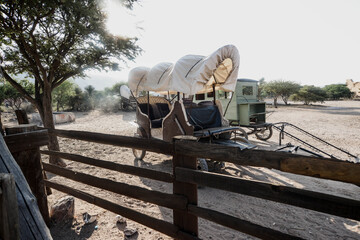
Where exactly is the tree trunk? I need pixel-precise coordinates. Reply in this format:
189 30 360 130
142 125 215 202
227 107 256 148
273 98 278 108
39 89 66 167
282 96 288 105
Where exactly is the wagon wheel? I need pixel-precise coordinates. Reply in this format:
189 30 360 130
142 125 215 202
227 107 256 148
255 125 273 141
120 100 129 111
231 128 248 141
132 132 146 160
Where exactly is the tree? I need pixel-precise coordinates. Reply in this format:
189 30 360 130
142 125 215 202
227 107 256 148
0 79 34 110
84 85 95 109
290 85 327 105
262 80 300 107
85 85 95 98
257 77 266 101
324 84 352 100
52 80 76 111
0 0 141 165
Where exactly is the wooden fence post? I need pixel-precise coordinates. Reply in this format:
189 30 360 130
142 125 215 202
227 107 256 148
0 113 4 136
15 110 30 124
4 125 50 225
173 136 198 238
0 173 20 240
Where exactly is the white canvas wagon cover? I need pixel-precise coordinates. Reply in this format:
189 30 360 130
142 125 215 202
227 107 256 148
170 44 239 95
128 66 150 95
128 45 240 95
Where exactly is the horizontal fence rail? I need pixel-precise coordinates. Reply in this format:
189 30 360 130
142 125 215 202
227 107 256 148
43 162 187 210
174 140 360 185
49 129 173 155
49 129 360 186
187 204 302 240
5 129 49 153
41 150 173 183
40 129 360 239
175 167 360 220
43 180 198 240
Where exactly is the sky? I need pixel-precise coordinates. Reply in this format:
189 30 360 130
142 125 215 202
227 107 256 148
76 0 360 90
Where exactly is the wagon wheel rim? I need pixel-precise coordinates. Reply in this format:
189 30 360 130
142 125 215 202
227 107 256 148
231 128 248 141
132 132 146 160
255 126 273 141
132 148 146 160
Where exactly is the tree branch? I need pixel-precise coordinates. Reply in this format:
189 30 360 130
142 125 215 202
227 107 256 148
0 66 37 106
52 67 84 89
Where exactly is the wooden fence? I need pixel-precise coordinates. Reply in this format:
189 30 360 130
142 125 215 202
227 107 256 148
5 128 360 239
0 173 20 240
2 130 52 240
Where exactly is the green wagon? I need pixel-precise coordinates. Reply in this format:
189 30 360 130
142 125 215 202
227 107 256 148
194 79 273 140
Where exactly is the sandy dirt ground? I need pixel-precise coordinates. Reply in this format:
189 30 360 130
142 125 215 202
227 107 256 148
3 100 360 239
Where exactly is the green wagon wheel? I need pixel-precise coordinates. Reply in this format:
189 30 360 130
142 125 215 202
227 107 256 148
255 126 273 141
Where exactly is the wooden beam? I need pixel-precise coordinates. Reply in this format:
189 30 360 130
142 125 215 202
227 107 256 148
175 141 360 185
0 134 52 240
4 130 49 153
0 113 4 136
172 137 198 238
188 204 302 240
49 128 173 155
175 167 360 220
41 150 174 183
43 162 187 210
44 180 199 240
15 110 30 124
4 128 50 224
0 174 20 240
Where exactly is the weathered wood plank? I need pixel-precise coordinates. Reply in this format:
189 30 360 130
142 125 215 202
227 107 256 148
5 128 50 224
44 180 199 240
0 173 20 240
0 113 4 136
0 135 52 240
49 129 174 155
175 141 360 185
43 162 187 210
41 150 173 183
175 167 360 220
187 204 303 240
5 124 37 135
4 130 49 153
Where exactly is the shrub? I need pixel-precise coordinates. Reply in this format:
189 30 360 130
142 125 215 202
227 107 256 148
290 85 327 105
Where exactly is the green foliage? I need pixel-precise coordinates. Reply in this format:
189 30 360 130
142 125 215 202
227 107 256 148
103 82 126 96
0 79 34 110
262 80 301 107
112 82 127 95
324 84 352 100
68 87 90 111
85 85 96 98
52 80 76 111
290 85 327 105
